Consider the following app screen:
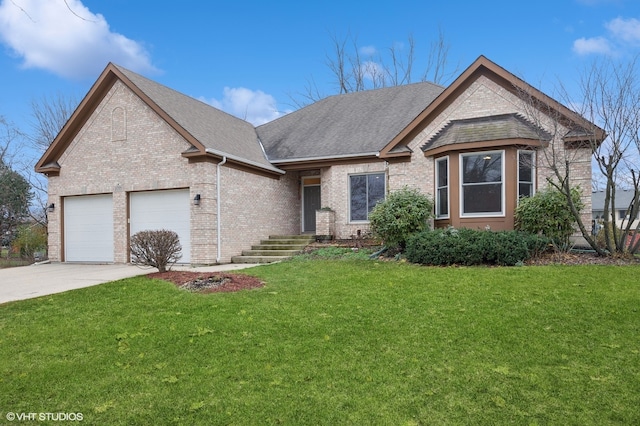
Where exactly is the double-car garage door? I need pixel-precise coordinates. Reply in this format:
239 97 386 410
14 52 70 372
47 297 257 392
64 189 190 263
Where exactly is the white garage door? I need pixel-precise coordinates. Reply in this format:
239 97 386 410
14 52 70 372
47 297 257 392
64 194 114 262
130 189 191 263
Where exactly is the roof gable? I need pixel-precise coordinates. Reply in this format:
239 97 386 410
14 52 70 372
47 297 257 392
36 63 283 176
379 55 606 157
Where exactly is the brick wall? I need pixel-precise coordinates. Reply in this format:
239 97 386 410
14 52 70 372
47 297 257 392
218 166 300 263
47 81 298 264
316 75 593 239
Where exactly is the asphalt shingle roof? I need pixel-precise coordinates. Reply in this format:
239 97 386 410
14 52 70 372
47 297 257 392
421 113 552 152
592 189 638 210
257 82 445 162
115 65 279 172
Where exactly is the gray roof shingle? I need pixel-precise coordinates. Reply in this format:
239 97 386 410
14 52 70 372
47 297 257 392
257 82 445 162
592 189 638 210
421 113 552 152
115 65 279 172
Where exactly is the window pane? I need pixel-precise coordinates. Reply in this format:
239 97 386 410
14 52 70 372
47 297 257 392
519 152 533 182
437 188 448 216
463 154 501 184
463 183 501 213
367 174 385 213
350 175 367 221
437 159 448 187
519 183 533 198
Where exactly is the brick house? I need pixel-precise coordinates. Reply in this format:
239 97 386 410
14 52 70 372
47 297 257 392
36 56 603 264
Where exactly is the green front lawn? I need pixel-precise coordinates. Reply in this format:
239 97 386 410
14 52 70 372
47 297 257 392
1 259 639 425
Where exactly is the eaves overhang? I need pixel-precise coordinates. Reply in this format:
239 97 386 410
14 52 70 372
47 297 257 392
269 152 383 170
423 138 548 157
181 147 285 176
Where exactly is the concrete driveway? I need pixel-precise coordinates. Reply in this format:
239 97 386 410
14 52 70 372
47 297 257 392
0 262 259 304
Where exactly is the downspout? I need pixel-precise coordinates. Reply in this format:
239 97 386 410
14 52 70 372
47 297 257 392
216 156 227 263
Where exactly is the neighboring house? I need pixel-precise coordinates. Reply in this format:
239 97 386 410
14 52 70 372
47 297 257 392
592 189 640 231
36 56 603 265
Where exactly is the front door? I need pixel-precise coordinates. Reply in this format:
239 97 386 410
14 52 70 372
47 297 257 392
303 179 321 233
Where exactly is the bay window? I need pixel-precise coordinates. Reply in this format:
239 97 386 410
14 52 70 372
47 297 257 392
435 156 449 218
518 150 535 199
460 151 504 216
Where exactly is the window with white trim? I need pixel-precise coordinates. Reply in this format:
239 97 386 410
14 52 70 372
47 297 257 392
460 151 504 216
518 150 535 199
349 173 385 221
435 156 449 218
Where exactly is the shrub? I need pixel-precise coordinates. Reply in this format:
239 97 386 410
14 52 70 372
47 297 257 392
368 187 434 250
11 225 47 260
405 227 549 266
130 229 182 273
514 186 583 251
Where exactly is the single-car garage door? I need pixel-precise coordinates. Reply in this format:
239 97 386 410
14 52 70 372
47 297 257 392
64 194 114 262
130 189 191 263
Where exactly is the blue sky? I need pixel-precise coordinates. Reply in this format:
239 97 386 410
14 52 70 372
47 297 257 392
1 0 639 141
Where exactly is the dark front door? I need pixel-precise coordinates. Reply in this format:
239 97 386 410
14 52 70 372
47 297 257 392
303 185 321 232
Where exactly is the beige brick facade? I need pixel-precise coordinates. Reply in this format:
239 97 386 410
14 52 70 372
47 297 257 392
312 75 593 238
41 59 597 264
46 81 299 264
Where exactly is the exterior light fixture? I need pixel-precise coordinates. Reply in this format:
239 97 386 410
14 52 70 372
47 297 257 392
193 194 201 205
47 203 55 212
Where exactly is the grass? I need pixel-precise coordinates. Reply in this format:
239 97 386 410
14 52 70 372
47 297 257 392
0 248 31 268
1 258 639 425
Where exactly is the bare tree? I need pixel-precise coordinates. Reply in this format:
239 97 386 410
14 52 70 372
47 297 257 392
518 57 640 256
0 116 33 249
292 29 459 107
0 115 22 166
29 93 78 151
577 58 640 255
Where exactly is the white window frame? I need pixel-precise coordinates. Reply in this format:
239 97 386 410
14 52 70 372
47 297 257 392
517 150 536 201
348 172 386 223
435 156 450 219
459 150 505 217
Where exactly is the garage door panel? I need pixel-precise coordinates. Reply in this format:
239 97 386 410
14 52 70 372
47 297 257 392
64 195 114 262
130 190 190 263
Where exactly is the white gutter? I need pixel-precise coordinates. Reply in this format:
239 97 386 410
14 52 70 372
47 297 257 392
216 156 227 263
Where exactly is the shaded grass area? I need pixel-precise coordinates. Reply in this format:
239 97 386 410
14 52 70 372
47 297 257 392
0 248 32 269
1 259 639 425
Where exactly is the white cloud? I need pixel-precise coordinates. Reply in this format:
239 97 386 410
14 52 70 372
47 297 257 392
360 60 385 82
605 17 640 43
359 45 377 57
207 87 290 126
0 0 156 79
573 36 614 55
573 16 640 56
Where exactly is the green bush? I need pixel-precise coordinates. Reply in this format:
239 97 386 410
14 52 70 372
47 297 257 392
11 225 47 259
405 227 549 266
514 186 583 251
368 187 434 249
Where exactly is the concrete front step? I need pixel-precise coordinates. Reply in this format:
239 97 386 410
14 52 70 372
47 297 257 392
231 235 314 264
241 249 301 257
230 255 292 264
251 244 310 250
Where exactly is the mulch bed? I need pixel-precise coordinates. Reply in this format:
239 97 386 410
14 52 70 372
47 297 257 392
147 271 265 293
